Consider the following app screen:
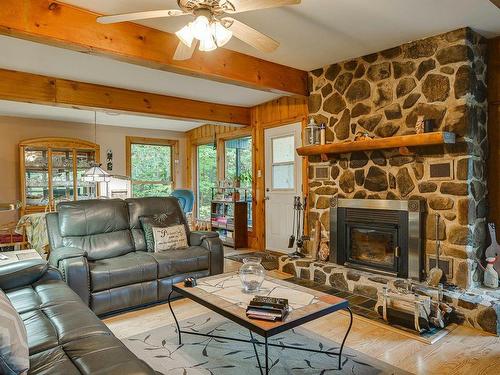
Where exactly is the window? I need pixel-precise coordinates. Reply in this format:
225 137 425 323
126 137 177 198
224 136 252 227
196 143 217 220
271 135 295 190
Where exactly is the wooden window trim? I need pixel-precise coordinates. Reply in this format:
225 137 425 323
126 136 179 194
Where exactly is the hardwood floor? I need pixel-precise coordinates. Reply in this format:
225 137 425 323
103 256 500 375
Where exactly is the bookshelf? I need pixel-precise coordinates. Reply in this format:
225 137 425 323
210 187 248 249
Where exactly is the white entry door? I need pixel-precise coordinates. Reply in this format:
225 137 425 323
265 123 302 253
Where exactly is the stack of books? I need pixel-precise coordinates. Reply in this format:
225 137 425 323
246 296 289 322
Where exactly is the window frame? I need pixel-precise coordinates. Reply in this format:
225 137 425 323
125 136 179 197
195 142 217 220
270 134 296 191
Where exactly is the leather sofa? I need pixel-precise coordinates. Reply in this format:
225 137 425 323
0 259 156 374
46 197 224 316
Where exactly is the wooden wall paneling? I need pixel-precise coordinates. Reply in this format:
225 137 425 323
488 37 500 227
0 0 308 96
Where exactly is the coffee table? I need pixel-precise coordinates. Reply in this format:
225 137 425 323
168 272 352 374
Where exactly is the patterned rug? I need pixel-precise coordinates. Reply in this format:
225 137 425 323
125 313 410 374
225 251 280 271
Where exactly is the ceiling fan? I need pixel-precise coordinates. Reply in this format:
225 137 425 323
97 0 301 60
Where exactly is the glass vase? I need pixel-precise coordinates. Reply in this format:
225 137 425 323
239 257 265 293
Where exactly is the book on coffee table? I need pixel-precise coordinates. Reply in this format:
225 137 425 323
246 296 290 321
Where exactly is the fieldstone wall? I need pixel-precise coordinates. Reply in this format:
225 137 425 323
307 28 488 289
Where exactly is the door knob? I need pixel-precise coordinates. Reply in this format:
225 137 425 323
264 196 270 200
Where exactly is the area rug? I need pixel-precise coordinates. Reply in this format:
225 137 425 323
225 251 279 270
125 313 410 374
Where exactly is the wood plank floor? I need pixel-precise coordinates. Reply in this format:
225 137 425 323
103 255 500 375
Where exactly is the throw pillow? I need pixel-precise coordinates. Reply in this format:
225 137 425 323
139 214 187 252
152 224 188 252
0 289 29 375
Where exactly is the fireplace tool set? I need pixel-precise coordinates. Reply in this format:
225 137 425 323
288 196 308 259
375 280 453 333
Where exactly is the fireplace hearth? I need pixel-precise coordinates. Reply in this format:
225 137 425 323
330 198 424 280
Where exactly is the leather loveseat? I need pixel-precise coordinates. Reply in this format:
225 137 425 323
46 197 224 316
0 259 156 374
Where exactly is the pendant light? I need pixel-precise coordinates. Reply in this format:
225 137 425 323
82 112 110 183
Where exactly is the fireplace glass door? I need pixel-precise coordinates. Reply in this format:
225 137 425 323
346 223 400 275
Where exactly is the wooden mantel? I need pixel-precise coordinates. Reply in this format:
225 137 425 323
296 132 456 158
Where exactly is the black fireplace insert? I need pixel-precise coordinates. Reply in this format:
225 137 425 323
330 198 424 280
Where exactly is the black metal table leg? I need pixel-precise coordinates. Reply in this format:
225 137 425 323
338 307 353 369
168 290 182 345
249 330 264 375
264 336 269 375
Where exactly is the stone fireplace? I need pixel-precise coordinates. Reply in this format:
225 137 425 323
306 27 488 290
330 198 424 280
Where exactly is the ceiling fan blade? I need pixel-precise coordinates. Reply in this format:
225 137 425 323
222 17 279 53
490 0 500 8
173 40 198 61
226 0 301 13
97 9 188 24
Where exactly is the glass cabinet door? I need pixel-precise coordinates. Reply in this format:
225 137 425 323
76 151 97 200
24 149 49 207
51 150 74 204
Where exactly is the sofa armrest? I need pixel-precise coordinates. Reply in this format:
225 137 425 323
201 236 224 275
49 247 90 306
189 231 219 246
0 259 56 291
48 246 87 267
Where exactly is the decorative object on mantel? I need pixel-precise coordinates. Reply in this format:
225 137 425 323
304 117 320 146
296 131 456 159
485 223 500 275
354 131 373 141
424 119 435 133
427 213 444 287
415 115 425 134
319 123 326 145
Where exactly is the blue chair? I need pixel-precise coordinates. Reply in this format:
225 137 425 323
171 189 195 214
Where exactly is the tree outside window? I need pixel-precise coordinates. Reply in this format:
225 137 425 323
127 138 177 197
196 143 217 220
225 136 252 227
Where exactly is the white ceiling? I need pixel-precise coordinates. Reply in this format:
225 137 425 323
0 100 208 132
61 0 500 71
0 36 281 107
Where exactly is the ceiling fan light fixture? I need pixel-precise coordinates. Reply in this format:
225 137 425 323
191 14 211 40
212 21 232 47
175 24 194 47
198 33 217 52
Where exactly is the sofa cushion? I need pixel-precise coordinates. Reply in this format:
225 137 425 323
89 252 158 292
127 197 190 251
0 289 29 375
148 246 209 278
11 282 111 355
139 214 185 252
28 335 155 375
62 230 135 261
57 199 130 237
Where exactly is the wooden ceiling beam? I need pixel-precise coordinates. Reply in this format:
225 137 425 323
0 68 251 125
0 0 308 96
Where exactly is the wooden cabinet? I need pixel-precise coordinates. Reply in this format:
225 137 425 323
19 138 100 215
